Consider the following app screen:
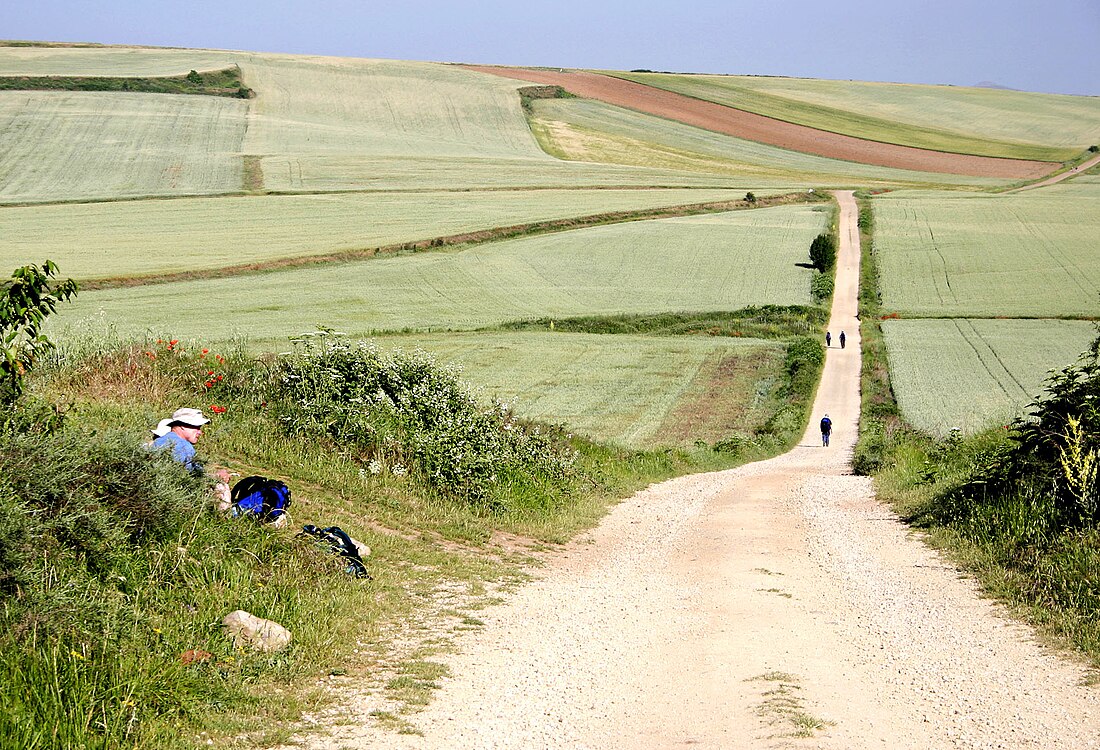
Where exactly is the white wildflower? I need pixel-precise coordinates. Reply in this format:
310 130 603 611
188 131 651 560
368 460 383 475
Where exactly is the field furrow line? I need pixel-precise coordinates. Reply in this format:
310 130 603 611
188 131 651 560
954 319 1028 401
1012 205 1096 302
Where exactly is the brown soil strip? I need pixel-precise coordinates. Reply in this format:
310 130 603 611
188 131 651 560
464 66 1055 180
242 155 265 193
653 347 784 447
80 190 822 290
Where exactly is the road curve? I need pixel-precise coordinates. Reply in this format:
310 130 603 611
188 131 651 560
463 66 1056 181
291 192 1098 749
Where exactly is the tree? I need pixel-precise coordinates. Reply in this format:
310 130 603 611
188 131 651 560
186 69 203 85
1 261 78 406
809 233 836 271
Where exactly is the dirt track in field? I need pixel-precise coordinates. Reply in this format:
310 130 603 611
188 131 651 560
464 66 1056 180
283 192 1098 750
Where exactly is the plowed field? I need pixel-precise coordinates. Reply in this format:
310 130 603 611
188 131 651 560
465 66 1055 180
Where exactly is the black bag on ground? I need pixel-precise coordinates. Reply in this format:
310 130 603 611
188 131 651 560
301 524 370 579
230 475 291 524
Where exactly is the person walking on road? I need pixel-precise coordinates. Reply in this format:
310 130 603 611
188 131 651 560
825 331 832 347
820 414 832 447
839 331 846 349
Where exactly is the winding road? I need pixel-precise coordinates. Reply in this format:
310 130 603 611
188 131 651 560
292 192 1099 749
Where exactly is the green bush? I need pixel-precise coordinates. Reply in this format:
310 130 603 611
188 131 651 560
942 330 1100 530
810 271 833 303
784 335 825 397
1 261 77 407
270 332 577 510
808 233 836 272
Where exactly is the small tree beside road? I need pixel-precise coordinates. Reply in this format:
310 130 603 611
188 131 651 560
809 233 837 272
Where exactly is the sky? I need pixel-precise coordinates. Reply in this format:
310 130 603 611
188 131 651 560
3 0 1099 96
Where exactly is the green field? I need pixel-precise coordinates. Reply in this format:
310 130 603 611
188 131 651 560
0 45 236 76
0 91 248 202
257 153 759 192
363 331 784 447
530 98 1005 189
240 55 543 160
5 188 756 281
882 318 1097 436
873 183 1100 317
59 203 825 339
609 71 1099 161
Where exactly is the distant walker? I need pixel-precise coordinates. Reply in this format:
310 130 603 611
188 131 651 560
820 414 832 447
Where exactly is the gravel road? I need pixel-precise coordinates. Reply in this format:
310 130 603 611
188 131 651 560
287 192 1099 749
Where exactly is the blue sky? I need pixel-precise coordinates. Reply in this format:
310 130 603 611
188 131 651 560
4 0 1098 95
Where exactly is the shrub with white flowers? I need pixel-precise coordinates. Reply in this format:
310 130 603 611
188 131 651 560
270 331 576 509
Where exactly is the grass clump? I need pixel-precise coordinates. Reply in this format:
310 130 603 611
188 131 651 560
0 66 254 99
497 305 827 340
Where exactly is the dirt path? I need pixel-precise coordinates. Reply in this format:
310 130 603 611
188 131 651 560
463 66 1055 181
1009 152 1100 192
290 191 1098 749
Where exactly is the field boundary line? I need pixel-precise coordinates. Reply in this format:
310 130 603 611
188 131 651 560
79 191 825 290
0 183 757 209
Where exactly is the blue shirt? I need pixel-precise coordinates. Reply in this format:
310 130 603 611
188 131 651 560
152 431 202 473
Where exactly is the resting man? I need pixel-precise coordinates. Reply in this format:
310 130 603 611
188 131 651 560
152 407 232 507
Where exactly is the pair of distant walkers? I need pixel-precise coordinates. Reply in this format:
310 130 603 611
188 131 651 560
825 331 846 349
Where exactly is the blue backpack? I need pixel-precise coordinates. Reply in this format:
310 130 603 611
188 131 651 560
230 476 291 524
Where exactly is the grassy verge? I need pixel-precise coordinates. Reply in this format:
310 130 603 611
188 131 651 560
496 305 827 340
0 66 253 99
1 314 824 747
852 191 1100 669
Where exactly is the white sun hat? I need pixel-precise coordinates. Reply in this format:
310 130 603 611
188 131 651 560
151 418 174 438
169 407 210 428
